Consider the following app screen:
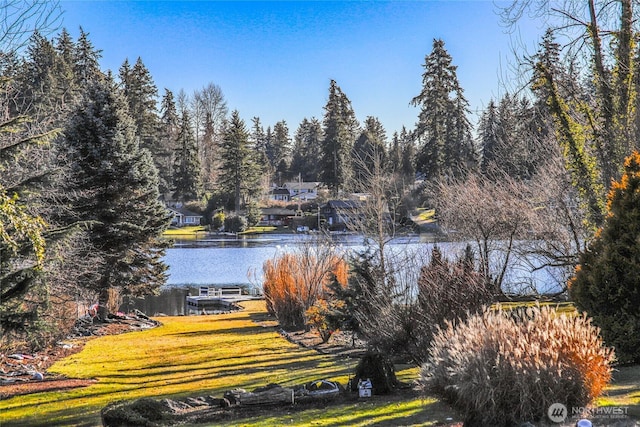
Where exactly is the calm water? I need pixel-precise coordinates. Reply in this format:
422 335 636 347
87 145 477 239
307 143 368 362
127 234 566 315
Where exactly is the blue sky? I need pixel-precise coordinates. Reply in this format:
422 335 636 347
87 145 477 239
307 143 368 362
60 1 545 136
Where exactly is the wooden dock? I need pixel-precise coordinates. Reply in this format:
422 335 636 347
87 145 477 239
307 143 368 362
186 286 261 314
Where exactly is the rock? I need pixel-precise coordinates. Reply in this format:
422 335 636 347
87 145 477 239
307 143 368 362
162 398 192 413
236 385 295 406
186 397 208 407
31 371 44 381
223 388 245 405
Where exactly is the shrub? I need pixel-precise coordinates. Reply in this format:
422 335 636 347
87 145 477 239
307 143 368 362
224 215 247 233
211 211 225 231
262 245 347 330
245 201 262 227
411 245 494 362
569 151 640 364
352 352 400 395
342 246 494 363
421 305 615 426
305 298 345 342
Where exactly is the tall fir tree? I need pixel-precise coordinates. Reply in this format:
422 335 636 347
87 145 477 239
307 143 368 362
62 78 171 319
119 57 159 153
320 79 359 194
290 117 323 182
156 88 179 195
478 99 500 175
271 120 291 182
353 116 387 186
411 38 476 180
172 109 202 202
220 110 261 212
73 27 102 88
400 130 416 183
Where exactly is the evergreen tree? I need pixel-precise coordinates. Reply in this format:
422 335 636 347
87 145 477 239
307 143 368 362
271 120 291 181
411 38 476 180
119 57 159 152
290 117 322 182
62 78 171 320
320 79 359 194
353 116 387 185
479 99 500 175
250 117 270 179
73 27 102 87
569 151 640 364
156 88 179 195
399 127 416 183
220 110 261 212
388 131 403 174
18 32 66 118
173 109 202 202
532 32 605 228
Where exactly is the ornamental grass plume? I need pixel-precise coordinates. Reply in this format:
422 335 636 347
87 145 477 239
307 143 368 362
421 305 615 426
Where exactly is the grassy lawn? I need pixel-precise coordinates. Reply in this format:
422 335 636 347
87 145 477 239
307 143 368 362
0 301 455 426
415 208 436 223
1 300 638 426
163 226 207 236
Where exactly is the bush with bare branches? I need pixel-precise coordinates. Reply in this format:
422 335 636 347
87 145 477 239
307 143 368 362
262 242 347 330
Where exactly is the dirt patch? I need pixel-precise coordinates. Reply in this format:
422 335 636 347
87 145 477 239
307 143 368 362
0 378 97 399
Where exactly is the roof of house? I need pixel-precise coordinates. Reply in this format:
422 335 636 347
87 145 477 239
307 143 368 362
169 206 203 218
261 207 297 216
283 181 320 191
270 188 291 195
325 200 361 210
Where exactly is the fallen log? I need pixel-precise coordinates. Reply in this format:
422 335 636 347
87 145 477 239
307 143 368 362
237 386 294 405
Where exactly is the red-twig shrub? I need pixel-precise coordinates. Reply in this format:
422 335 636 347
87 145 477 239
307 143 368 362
421 305 615 426
262 246 347 331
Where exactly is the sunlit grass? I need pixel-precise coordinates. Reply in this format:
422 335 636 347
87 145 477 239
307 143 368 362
240 226 279 234
217 396 454 427
415 208 436 223
597 365 640 419
1 299 638 426
0 301 357 426
163 225 207 236
493 300 577 315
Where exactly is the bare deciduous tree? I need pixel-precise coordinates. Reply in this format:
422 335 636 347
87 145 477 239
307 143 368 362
435 173 532 294
0 0 62 53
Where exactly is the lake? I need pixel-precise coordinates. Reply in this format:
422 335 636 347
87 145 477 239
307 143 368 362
125 233 567 315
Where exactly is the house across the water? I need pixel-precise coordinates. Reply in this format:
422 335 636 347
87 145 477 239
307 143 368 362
168 205 203 227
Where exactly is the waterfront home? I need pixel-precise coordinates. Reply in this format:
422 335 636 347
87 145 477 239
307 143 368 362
169 206 203 226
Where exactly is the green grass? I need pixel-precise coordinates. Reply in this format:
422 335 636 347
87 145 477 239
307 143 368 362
239 226 279 234
163 226 207 236
0 301 457 426
1 300 638 426
493 300 578 315
414 208 436 224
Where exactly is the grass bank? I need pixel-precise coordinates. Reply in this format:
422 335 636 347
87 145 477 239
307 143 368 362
0 301 452 426
1 300 638 426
